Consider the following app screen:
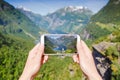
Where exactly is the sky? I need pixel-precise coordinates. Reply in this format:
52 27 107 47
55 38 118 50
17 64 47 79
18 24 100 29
5 0 109 15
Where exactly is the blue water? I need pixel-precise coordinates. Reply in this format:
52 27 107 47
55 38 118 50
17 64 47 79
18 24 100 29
53 45 67 51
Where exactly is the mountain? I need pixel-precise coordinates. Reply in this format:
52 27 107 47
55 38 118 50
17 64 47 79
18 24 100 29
46 6 93 33
0 0 42 40
1 0 119 80
18 6 93 34
90 0 120 24
17 6 49 32
0 0 42 79
45 35 76 53
81 0 120 79
82 0 120 40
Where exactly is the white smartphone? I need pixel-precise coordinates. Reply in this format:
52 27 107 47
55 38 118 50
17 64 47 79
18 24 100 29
41 34 80 56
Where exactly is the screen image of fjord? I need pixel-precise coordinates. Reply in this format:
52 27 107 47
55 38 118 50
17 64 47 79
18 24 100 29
44 34 78 55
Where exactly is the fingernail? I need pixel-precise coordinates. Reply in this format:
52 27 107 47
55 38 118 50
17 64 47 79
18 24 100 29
77 35 80 42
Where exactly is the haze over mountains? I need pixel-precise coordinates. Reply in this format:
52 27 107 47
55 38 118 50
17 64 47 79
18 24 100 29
17 6 93 34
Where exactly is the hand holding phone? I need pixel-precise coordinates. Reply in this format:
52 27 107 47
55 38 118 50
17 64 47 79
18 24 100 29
41 34 80 56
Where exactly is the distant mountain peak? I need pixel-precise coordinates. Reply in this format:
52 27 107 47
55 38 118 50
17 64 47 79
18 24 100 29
17 6 31 12
64 6 88 12
18 5 93 34
65 6 87 10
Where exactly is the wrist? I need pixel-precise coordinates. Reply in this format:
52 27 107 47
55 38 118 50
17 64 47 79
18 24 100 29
19 72 33 80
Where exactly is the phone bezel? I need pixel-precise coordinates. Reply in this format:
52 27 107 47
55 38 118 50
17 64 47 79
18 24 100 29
41 34 80 56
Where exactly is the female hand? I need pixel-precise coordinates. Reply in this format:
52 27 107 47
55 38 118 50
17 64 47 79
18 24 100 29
73 40 102 80
19 43 48 80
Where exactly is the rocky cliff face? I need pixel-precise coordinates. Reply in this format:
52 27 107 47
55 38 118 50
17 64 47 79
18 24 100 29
92 42 117 80
93 48 112 80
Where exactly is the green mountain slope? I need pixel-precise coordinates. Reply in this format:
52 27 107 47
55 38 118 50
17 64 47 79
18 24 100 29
91 0 120 24
0 0 39 79
0 32 34 79
83 0 120 40
82 0 120 79
0 0 43 79
0 0 41 40
17 7 49 33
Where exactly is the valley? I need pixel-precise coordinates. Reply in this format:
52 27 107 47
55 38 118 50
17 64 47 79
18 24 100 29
18 6 93 34
0 0 120 80
44 35 77 54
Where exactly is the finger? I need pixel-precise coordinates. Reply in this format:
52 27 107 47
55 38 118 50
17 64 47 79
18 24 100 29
72 54 77 62
76 54 80 63
32 43 40 51
37 43 44 58
77 40 92 58
81 41 91 53
29 43 40 55
77 40 85 58
43 55 49 64
44 55 49 61
80 41 92 59
72 54 79 64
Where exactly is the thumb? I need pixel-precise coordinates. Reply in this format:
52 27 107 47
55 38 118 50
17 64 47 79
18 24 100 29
37 43 44 58
77 40 84 57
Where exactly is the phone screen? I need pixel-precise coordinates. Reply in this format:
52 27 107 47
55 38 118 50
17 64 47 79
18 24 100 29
43 34 78 55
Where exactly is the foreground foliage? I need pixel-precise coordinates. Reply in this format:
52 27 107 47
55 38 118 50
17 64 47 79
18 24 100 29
0 33 83 80
0 33 33 79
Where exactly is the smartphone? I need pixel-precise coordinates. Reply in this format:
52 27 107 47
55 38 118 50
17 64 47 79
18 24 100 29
41 34 80 56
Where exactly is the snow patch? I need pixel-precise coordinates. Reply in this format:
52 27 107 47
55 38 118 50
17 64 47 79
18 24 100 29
65 6 88 12
17 6 31 12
